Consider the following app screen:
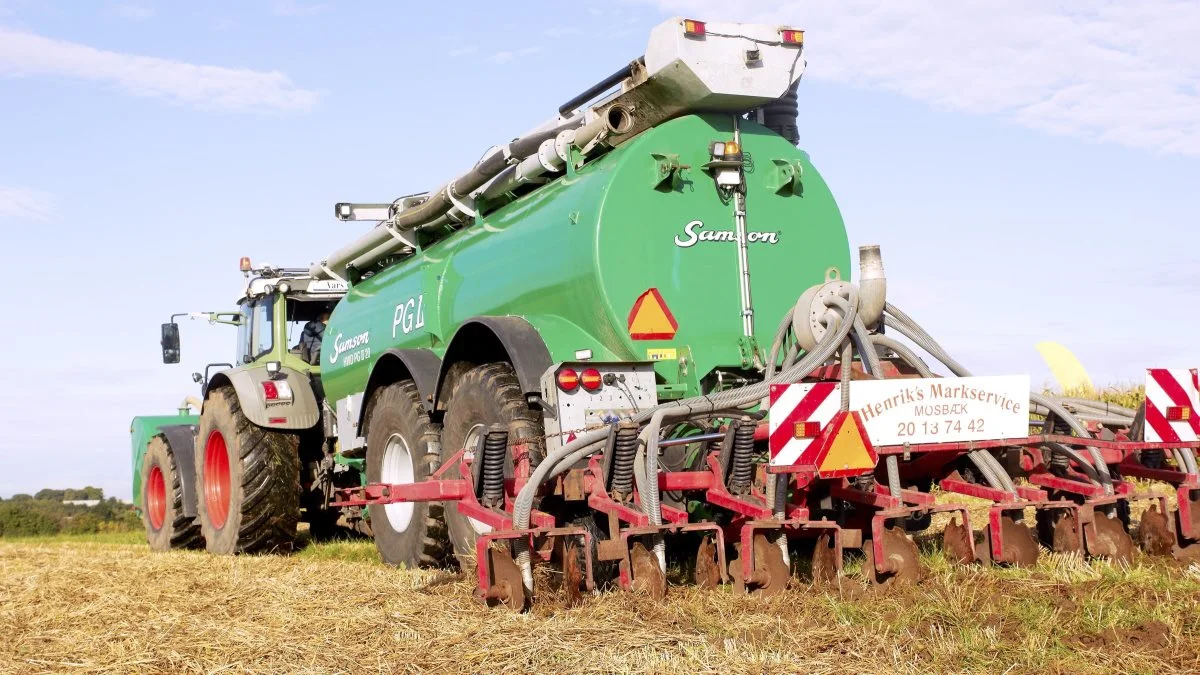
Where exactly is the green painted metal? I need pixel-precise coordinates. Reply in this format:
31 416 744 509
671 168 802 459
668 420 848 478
129 413 198 509
321 113 851 405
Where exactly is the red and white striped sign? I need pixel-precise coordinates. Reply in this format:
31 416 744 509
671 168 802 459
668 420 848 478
768 382 839 467
1143 368 1200 442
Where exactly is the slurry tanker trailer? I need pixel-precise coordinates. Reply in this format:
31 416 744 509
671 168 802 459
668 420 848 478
135 17 1200 610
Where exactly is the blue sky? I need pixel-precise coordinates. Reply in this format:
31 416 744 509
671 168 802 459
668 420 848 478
1 1 1197 499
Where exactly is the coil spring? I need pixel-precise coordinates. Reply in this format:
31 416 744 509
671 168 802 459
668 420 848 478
1049 445 1070 472
481 424 507 507
727 418 756 495
1142 448 1165 469
609 422 639 499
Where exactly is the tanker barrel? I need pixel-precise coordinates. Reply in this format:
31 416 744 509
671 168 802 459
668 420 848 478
558 57 644 115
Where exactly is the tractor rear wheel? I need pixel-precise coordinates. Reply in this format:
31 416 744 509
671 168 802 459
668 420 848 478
440 362 545 568
364 380 449 568
195 387 300 555
140 435 203 551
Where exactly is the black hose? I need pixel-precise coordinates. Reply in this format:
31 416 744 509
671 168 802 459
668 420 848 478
558 58 644 114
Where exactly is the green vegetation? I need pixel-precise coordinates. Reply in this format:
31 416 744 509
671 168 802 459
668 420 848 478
0 489 140 537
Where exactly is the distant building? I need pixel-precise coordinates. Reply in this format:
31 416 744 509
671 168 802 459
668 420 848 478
63 499 101 507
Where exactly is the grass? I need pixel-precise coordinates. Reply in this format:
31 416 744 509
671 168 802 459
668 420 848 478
2 532 1200 674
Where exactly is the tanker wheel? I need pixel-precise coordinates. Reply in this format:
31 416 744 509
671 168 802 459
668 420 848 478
440 362 545 568
195 387 300 555
140 435 203 551
862 526 921 585
364 380 449 568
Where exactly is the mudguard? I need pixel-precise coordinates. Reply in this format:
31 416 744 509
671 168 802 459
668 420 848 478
434 316 552 411
360 348 441 421
207 365 320 430
157 424 200 518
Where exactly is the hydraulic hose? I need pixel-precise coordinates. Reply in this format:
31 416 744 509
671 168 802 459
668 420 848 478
511 286 864 584
869 335 933 378
1056 398 1137 418
968 450 1013 495
1045 442 1102 485
882 305 1114 495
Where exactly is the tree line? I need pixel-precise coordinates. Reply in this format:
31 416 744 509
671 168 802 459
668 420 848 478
0 488 140 537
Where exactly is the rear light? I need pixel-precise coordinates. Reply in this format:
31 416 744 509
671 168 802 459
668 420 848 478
556 367 580 392
580 368 602 392
793 421 821 439
1166 406 1192 421
261 380 293 401
710 140 742 160
780 29 804 45
683 19 705 37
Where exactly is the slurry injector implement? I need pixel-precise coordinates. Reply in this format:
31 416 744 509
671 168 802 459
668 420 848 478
135 17 1200 610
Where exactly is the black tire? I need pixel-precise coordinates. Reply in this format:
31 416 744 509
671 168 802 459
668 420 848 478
364 380 449 568
141 435 203 551
440 362 545 568
195 387 300 555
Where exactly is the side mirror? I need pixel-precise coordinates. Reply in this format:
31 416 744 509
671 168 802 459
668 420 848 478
161 322 181 364
191 372 203 383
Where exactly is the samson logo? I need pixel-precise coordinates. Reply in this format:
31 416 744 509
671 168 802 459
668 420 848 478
329 331 370 364
673 220 780 248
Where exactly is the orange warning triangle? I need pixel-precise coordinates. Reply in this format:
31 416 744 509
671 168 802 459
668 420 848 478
628 288 679 340
813 411 877 478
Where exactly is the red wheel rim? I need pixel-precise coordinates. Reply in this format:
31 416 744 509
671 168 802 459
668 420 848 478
204 430 232 529
146 465 166 530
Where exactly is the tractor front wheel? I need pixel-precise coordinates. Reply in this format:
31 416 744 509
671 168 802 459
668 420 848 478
195 387 300 555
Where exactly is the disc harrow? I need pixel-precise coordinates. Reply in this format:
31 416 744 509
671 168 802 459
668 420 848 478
329 254 1200 611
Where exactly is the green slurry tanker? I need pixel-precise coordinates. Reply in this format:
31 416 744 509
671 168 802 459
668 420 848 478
134 17 1200 610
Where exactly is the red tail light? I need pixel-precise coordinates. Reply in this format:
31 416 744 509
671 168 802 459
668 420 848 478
580 368 603 391
780 29 804 45
683 19 705 37
556 367 579 392
1166 406 1192 421
793 421 821 439
262 381 280 400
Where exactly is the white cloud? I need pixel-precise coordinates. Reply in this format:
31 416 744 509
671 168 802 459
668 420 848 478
636 1 1200 157
0 186 54 222
272 0 329 17
114 4 154 21
486 46 541 65
0 26 320 112
448 45 477 58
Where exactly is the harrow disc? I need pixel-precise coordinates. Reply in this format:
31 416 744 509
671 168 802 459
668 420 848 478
810 532 838 584
482 547 527 612
1047 511 1083 555
863 526 920 585
1088 514 1135 565
694 534 722 589
730 533 790 595
630 542 667 599
941 516 974 565
1135 504 1174 556
561 536 585 606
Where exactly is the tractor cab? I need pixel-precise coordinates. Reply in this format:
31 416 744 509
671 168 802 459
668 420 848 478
159 258 347 378
233 264 346 372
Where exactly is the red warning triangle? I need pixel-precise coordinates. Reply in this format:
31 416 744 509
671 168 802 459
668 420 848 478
628 288 678 340
813 411 877 479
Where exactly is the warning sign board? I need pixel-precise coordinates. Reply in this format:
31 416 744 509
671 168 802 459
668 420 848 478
628 288 678 340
